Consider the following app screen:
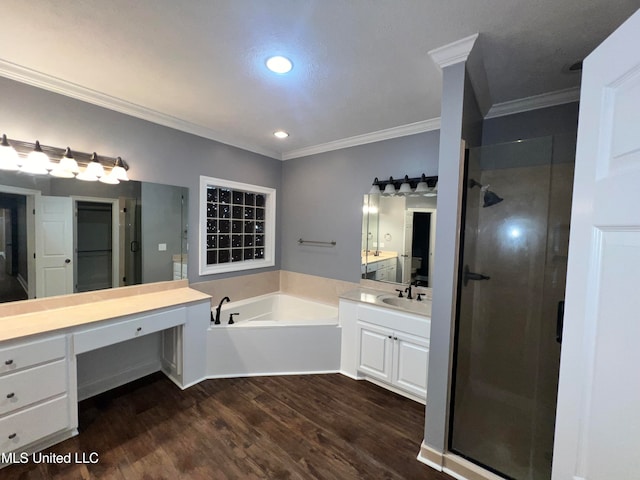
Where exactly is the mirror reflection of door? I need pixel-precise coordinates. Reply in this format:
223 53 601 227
402 208 436 286
36 195 74 298
73 198 120 293
0 192 28 303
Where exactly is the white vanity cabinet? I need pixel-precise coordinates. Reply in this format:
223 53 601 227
0 283 211 462
368 258 397 282
357 321 429 399
340 295 430 403
0 335 75 456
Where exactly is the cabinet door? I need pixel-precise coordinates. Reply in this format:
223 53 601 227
392 331 429 399
357 321 393 382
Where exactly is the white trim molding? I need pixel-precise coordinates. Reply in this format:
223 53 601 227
485 86 580 119
199 176 276 276
0 58 281 160
281 118 441 160
428 34 479 70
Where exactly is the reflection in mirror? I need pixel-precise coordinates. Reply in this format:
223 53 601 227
0 171 188 304
362 191 437 287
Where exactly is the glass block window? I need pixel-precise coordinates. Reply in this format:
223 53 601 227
200 176 275 275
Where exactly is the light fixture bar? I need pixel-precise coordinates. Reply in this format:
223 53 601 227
2 137 129 180
369 174 438 194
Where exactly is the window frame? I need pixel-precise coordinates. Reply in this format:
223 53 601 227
199 176 276 275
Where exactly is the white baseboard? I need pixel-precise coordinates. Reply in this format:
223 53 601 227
77 360 161 401
338 370 362 380
417 452 444 471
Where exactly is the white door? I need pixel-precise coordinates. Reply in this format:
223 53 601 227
402 210 413 283
552 9 640 480
35 196 73 298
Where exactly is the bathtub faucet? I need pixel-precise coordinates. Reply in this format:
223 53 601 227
213 296 230 325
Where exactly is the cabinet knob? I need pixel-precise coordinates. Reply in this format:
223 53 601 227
136 327 142 332
6 392 15 399
388 335 392 339
393 337 398 341
4 359 13 365
8 433 16 440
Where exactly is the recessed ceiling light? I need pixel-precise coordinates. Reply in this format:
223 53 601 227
274 130 289 139
266 56 293 74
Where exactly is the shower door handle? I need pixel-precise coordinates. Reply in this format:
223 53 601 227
556 300 565 344
463 265 490 286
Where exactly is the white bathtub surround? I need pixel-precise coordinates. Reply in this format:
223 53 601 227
207 293 341 377
279 270 358 306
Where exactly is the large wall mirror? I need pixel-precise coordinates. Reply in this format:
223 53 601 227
0 171 187 304
362 187 437 287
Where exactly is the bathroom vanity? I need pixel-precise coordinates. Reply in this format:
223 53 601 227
339 288 431 403
0 280 210 461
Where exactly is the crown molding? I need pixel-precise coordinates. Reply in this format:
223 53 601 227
428 33 479 69
0 58 281 160
485 87 580 119
281 118 441 161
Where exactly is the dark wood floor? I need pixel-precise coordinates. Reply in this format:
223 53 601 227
4 373 452 480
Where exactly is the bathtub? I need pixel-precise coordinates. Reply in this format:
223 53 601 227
206 293 341 378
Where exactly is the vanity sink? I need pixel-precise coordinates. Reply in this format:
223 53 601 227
381 297 410 307
377 295 431 316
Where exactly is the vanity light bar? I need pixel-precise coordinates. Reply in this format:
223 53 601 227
369 174 438 195
0 135 129 183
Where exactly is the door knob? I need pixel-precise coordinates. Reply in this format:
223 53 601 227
65 258 71 264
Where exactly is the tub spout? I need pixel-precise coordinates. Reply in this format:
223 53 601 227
214 296 230 325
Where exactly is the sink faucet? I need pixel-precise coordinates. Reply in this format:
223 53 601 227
405 283 413 300
213 296 230 325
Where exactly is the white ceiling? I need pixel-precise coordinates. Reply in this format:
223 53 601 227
0 1 637 160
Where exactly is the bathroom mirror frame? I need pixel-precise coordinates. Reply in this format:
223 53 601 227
0 170 188 304
361 189 437 287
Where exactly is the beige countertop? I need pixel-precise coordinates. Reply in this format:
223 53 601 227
361 251 398 266
341 287 431 317
0 284 211 343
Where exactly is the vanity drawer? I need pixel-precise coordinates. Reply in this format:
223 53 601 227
0 360 67 416
0 395 70 454
74 307 186 354
0 336 66 375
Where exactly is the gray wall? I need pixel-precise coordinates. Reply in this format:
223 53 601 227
0 76 282 284
141 182 186 283
482 103 579 145
280 132 440 283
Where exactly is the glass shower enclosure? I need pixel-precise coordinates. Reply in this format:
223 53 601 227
449 135 575 479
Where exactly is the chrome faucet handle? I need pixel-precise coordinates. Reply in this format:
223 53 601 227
395 289 404 298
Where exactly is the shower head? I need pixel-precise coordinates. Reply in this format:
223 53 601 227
469 178 503 207
483 190 503 208
468 178 483 189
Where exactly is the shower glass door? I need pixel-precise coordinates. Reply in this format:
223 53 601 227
449 135 574 479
